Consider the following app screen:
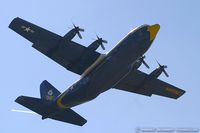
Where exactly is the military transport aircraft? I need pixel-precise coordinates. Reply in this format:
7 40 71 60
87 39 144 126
9 17 185 126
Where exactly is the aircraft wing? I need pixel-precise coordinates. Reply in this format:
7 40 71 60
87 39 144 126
9 17 100 75
114 70 185 99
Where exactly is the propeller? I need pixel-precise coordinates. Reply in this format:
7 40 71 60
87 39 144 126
94 35 108 50
156 61 169 77
71 23 84 39
139 55 150 69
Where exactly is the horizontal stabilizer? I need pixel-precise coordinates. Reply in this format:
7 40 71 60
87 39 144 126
15 96 54 116
49 108 87 126
15 96 87 126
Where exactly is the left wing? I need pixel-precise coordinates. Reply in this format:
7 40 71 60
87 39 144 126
9 17 100 75
114 70 185 99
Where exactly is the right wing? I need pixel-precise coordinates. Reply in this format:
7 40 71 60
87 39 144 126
114 70 185 99
9 17 100 75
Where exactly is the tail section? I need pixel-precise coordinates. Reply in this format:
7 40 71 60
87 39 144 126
40 80 61 101
15 80 87 126
15 96 87 126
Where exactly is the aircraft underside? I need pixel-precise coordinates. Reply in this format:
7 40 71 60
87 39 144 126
9 17 185 126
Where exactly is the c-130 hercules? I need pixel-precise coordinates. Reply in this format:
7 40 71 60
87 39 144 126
9 17 185 126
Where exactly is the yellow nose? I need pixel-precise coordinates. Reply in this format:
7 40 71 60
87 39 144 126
147 24 160 41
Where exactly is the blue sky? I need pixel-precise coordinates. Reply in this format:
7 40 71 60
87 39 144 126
1 0 200 132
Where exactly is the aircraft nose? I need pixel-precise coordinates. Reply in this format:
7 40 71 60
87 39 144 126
147 24 160 41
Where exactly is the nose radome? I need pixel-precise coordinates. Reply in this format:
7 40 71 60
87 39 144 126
147 24 160 41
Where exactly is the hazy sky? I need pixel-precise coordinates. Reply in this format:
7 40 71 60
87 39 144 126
1 0 200 133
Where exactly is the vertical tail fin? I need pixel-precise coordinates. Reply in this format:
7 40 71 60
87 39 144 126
40 80 61 101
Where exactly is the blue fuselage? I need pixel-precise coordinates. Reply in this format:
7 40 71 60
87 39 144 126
56 25 156 108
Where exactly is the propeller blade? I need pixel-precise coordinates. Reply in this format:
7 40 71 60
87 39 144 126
139 55 149 69
79 28 84 32
102 40 108 44
77 32 82 39
142 60 150 69
96 35 100 40
72 23 84 33
100 44 105 50
73 23 76 28
156 60 162 68
163 69 169 77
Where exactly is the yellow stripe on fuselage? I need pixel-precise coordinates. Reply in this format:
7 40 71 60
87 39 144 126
81 54 106 78
56 91 69 109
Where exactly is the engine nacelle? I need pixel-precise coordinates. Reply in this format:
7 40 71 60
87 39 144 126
64 24 84 41
88 36 107 51
64 29 77 41
149 62 169 78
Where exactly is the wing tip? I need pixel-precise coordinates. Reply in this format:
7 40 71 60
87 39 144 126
9 17 21 29
176 89 186 99
79 119 87 126
15 95 25 104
